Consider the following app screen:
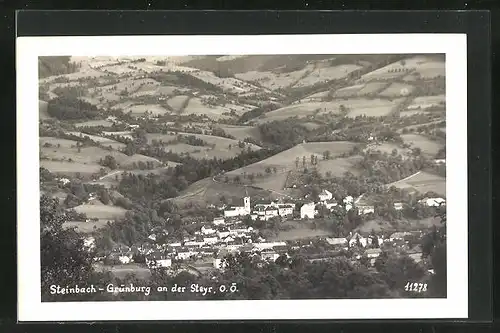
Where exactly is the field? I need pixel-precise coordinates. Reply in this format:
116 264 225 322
226 141 357 177
93 263 152 280
39 100 50 119
63 220 109 233
40 160 102 176
292 64 362 88
188 70 261 94
235 67 312 90
342 98 405 118
172 177 277 207
102 131 134 140
73 202 128 220
40 145 162 169
358 55 445 83
219 125 262 142
355 216 442 234
378 82 415 97
65 132 126 149
299 90 331 102
385 171 446 197
333 82 388 98
40 137 79 149
400 134 444 157
407 95 445 110
181 98 252 120
364 142 412 156
122 104 170 116
268 221 333 241
74 119 114 128
253 100 347 123
167 95 190 111
315 155 364 177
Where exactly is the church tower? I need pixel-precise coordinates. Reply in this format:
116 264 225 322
243 196 251 214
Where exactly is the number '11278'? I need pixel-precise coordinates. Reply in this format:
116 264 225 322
404 282 427 292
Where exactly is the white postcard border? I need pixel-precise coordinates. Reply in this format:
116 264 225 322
17 34 468 321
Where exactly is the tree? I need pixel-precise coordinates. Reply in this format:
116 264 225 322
302 156 306 167
40 195 96 301
310 154 315 165
295 157 300 168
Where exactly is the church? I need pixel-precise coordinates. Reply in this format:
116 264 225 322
224 197 251 218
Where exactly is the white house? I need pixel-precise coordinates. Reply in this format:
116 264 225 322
203 237 218 245
58 177 71 185
224 197 251 218
184 241 204 248
253 241 287 251
264 206 279 220
324 200 338 210
261 250 280 262
349 233 368 248
176 248 198 260
277 204 294 217
389 232 413 242
201 225 216 235
168 242 181 247
217 230 230 239
364 248 382 259
419 197 446 207
156 258 172 268
319 189 333 202
357 205 375 215
325 237 348 249
394 202 404 210
213 257 227 269
83 236 96 250
118 255 132 264
343 196 354 211
434 159 446 165
213 217 225 225
300 202 317 219
230 226 253 234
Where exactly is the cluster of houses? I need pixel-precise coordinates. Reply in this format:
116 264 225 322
300 190 376 219
105 116 140 130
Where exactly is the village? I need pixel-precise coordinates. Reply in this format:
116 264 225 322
85 188 445 276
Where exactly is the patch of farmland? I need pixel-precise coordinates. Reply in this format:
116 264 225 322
316 155 364 177
298 90 331 103
73 203 128 220
292 64 362 88
358 56 442 83
254 100 346 123
129 85 184 98
252 172 289 192
123 104 169 116
219 125 262 142
99 64 137 75
40 145 161 169
39 100 51 119
89 78 159 99
399 110 434 117
176 132 261 150
226 141 357 176
234 67 311 90
102 131 134 140
74 120 114 128
167 95 190 111
385 171 446 197
364 142 412 156
335 82 389 98
40 68 106 83
268 227 332 241
40 137 80 149
129 62 171 73
144 133 177 144
407 95 446 110
40 160 102 176
182 98 239 120
378 82 415 97
172 177 275 207
63 220 110 233
355 217 441 234
400 134 444 157
65 131 126 149
216 55 247 62
189 70 261 94
110 101 135 111
93 264 151 280
344 98 405 118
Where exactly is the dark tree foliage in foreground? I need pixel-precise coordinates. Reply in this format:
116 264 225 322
40 195 97 301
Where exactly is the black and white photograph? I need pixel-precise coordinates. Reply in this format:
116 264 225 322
17 34 468 321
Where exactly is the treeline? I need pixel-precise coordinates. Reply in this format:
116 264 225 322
238 103 280 123
38 56 81 78
46 96 101 120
